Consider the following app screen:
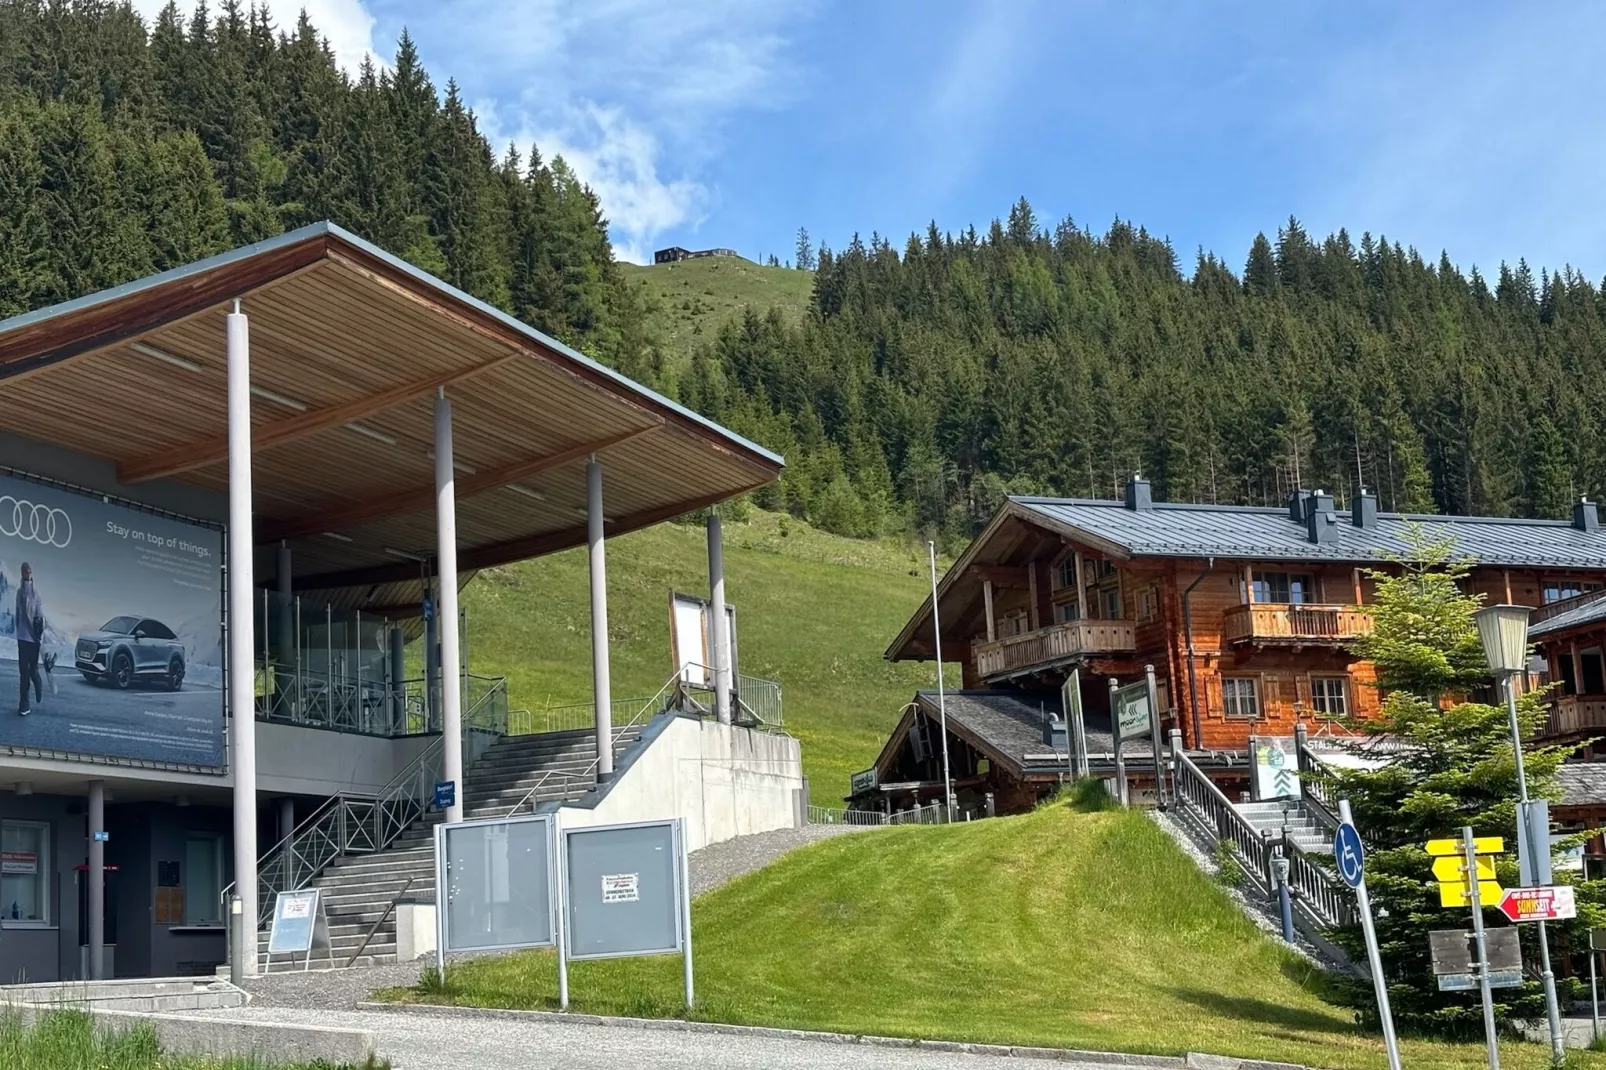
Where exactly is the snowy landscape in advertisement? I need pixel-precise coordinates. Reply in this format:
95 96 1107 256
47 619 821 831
0 474 224 766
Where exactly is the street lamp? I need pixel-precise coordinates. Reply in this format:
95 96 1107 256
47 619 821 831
1473 603 1564 1064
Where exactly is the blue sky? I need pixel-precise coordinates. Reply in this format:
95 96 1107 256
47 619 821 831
137 1 1606 276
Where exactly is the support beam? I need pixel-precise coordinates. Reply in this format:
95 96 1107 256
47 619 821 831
1027 563 1040 631
88 780 105 980
118 356 517 484
968 564 1029 589
982 579 996 642
435 391 464 824
259 425 657 542
708 509 731 725
226 300 259 975
1074 551 1088 622
588 458 614 779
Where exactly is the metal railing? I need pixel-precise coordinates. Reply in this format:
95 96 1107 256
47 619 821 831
227 676 508 931
256 669 507 740
501 670 686 817
508 695 656 737
808 805 890 826
1170 737 1353 927
736 672 783 728
1294 742 1344 832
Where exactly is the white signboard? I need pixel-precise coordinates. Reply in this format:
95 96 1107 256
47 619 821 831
669 592 737 688
1113 681 1151 741
602 873 640 904
1 851 38 875
1253 739 1301 800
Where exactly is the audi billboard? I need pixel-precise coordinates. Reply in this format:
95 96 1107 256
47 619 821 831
0 472 224 767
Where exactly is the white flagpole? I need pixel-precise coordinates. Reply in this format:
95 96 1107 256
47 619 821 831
929 541 955 821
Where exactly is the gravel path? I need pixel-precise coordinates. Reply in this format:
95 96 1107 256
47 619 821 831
242 824 870 1010
688 823 868 897
194 1005 1140 1070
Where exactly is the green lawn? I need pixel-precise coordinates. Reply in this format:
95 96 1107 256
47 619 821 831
462 509 938 799
0 1009 379 1069
377 800 1592 1070
620 256 815 369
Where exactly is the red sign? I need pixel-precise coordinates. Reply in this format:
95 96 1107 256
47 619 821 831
1497 885 1577 923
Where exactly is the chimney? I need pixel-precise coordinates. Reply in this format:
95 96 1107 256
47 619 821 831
1124 473 1153 512
1307 489 1337 544
1287 489 1313 524
1352 488 1378 529
1575 496 1599 532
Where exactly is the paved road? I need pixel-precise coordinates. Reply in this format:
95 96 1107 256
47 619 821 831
203 1006 1136 1070
0 658 223 764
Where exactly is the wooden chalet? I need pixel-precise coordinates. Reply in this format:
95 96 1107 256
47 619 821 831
862 477 1606 813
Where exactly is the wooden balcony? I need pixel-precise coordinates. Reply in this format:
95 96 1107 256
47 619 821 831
975 620 1136 679
1223 603 1374 646
1542 694 1606 740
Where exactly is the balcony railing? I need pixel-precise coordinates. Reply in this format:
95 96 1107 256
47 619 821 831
975 620 1136 678
1223 603 1373 645
1542 694 1606 739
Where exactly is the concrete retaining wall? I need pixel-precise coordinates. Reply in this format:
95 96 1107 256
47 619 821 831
10 1003 376 1065
553 716 804 852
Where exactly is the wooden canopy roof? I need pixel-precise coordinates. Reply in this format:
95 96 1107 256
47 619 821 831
0 223 783 617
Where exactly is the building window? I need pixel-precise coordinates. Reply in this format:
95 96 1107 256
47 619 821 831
1252 571 1316 604
1 821 50 925
1222 677 1260 719
1310 676 1348 717
1002 611 1027 637
1055 601 1081 624
1137 587 1158 622
183 836 225 926
1543 581 1603 605
1056 558 1077 591
1583 649 1606 696
1103 589 1122 621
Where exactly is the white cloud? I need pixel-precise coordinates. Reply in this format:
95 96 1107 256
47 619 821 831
128 0 382 76
425 0 811 263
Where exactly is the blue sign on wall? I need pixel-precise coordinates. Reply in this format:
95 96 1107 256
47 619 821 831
1334 823 1366 889
434 780 456 809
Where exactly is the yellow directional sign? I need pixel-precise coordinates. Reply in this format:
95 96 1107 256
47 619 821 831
1432 855 1497 882
1426 837 1503 857
1440 880 1505 909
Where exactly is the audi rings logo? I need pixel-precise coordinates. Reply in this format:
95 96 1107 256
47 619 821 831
0 496 71 548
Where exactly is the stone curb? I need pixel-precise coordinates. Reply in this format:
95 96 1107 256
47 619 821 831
353 1000 1299 1067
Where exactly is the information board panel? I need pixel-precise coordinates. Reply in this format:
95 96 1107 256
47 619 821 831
266 888 323 956
564 819 683 960
435 814 556 955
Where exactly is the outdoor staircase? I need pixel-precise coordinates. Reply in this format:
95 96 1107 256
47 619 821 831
1231 799 1334 856
256 725 644 971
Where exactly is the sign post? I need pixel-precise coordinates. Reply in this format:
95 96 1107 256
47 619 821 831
1591 929 1606 1043
1462 826 1501 1070
1334 800 1401 1070
1143 664 1166 808
1111 678 1151 807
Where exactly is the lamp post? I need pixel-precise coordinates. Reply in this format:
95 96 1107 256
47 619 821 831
1473 603 1565 1065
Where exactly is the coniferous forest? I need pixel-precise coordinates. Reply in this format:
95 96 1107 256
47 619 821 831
4 2 1605 546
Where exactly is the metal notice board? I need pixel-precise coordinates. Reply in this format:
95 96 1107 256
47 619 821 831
434 813 558 962
266 888 329 970
1112 680 1151 741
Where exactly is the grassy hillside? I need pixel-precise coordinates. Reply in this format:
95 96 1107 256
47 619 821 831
621 256 814 365
463 509 935 799
380 800 1583 1070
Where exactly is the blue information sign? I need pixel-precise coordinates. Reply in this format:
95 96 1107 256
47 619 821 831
92 830 109 843
1334 822 1365 888
434 780 456 809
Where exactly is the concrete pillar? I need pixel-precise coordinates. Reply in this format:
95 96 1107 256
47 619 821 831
588 457 614 779
277 797 295 843
227 300 259 973
389 625 406 731
424 580 439 727
708 509 731 725
434 390 464 824
87 779 105 979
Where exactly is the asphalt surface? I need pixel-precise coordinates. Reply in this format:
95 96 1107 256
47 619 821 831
0 658 223 764
201 1006 1137 1070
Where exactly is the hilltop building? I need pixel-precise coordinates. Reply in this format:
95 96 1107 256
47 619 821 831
864 477 1606 817
653 246 741 264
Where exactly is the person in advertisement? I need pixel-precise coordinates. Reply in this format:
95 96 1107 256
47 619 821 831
14 561 44 716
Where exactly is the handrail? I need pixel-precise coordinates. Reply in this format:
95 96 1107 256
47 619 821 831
346 876 414 968
1170 735 1353 927
1294 742 1343 832
502 669 685 817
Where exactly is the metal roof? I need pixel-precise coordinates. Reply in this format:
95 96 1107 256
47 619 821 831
1011 497 1606 569
1529 590 1606 639
911 690 1152 770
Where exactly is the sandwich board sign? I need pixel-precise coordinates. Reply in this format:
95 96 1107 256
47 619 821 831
266 888 329 970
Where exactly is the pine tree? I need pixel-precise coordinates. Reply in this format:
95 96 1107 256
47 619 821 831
795 226 814 271
1523 414 1572 519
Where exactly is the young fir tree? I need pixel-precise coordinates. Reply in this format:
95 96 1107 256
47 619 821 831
1321 530 1596 1036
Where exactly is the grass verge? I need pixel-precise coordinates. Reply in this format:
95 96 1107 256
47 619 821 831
375 802 1595 1070
0 1008 381 1068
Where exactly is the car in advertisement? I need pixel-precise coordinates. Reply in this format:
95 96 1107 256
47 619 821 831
74 616 186 691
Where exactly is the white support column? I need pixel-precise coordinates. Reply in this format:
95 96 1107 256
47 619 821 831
708 509 731 725
588 457 614 778
226 300 259 974
435 390 465 824
87 779 105 980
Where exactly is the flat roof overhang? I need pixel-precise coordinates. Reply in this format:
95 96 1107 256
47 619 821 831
0 223 783 616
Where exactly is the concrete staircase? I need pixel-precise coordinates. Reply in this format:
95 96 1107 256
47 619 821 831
0 977 246 1013
258 725 644 971
1232 798 1334 856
